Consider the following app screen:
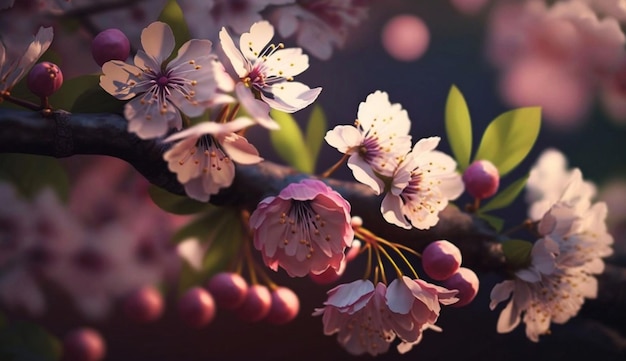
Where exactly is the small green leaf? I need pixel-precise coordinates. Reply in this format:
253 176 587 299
158 0 190 53
269 109 313 173
0 154 69 202
480 175 529 213
148 185 212 215
49 74 100 111
474 107 541 176
501 239 533 270
445 85 473 171
71 86 125 114
305 104 327 171
0 321 61 361
477 213 505 233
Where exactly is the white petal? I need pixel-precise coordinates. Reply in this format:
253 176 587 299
412 137 441 156
240 21 274 61
381 193 411 229
235 83 279 129
324 125 362 153
496 299 521 333
220 133 263 164
347 155 384 195
140 21 175 66
99 61 144 100
219 27 248 78
265 48 309 77
262 82 321 113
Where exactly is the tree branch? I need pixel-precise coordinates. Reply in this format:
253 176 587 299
0 108 504 270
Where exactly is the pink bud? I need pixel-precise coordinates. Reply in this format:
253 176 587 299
91 28 130 67
27 62 63 97
122 286 164 323
462 160 500 199
206 272 248 310
266 287 299 325
442 267 480 307
62 328 105 361
178 287 216 328
422 240 462 281
236 285 271 322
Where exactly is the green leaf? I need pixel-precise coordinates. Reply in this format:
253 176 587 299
71 86 125 114
480 174 529 213
174 206 243 291
0 154 69 202
269 109 314 173
474 107 541 176
305 104 327 171
477 213 505 233
148 185 212 215
49 74 100 111
445 85 473 171
501 239 533 270
158 0 190 53
0 321 61 361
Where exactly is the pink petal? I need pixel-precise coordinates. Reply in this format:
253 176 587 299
140 21 175 66
219 27 248 78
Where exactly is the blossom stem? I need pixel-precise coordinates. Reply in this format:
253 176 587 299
252 261 279 290
320 153 350 178
216 104 231 124
377 245 404 279
503 219 536 236
382 242 420 279
243 239 259 285
373 244 387 284
0 92 42 111
228 103 241 123
363 243 373 280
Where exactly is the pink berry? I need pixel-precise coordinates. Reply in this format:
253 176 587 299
62 328 105 361
27 61 63 97
266 287 300 325
178 287 216 328
206 272 248 310
122 286 164 323
236 285 271 322
462 160 500 200
442 267 480 307
422 240 462 281
91 28 130 66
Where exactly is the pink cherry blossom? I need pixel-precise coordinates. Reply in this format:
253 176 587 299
219 20 322 128
249 179 353 277
325 90 412 195
100 21 217 139
313 280 395 356
163 117 262 202
269 0 370 60
179 0 294 41
385 276 458 353
381 137 464 230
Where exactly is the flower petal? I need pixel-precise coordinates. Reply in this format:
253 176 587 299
240 21 274 61
219 27 248 78
324 125 363 153
262 82 321 113
219 133 263 164
140 21 175 66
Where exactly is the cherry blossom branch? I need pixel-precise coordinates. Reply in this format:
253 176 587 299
0 108 505 270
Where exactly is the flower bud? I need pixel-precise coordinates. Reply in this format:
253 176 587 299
206 272 248 310
91 28 131 66
178 287 216 328
266 287 300 325
422 240 462 281
62 328 105 361
462 160 500 199
27 62 63 98
442 267 479 307
122 286 164 323
236 284 271 322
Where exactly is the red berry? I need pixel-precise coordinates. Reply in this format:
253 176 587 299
462 160 500 200
178 287 216 328
122 286 164 323
442 267 480 307
266 287 299 325
27 61 63 97
62 328 105 361
206 272 248 310
236 285 271 323
91 28 131 66
422 240 462 281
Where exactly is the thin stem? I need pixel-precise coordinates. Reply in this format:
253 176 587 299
320 153 350 178
503 219 536 237
363 243 373 280
252 261 279 290
228 103 241 122
216 104 230 124
381 242 419 279
373 244 387 285
378 245 403 279
243 239 258 285
1 92 42 111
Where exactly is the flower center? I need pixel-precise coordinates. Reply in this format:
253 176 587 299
156 75 170 88
279 201 330 260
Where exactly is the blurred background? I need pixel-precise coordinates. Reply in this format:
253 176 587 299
1 0 626 360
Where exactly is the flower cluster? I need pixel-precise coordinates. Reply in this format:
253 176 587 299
490 149 613 341
325 91 464 230
314 277 458 356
